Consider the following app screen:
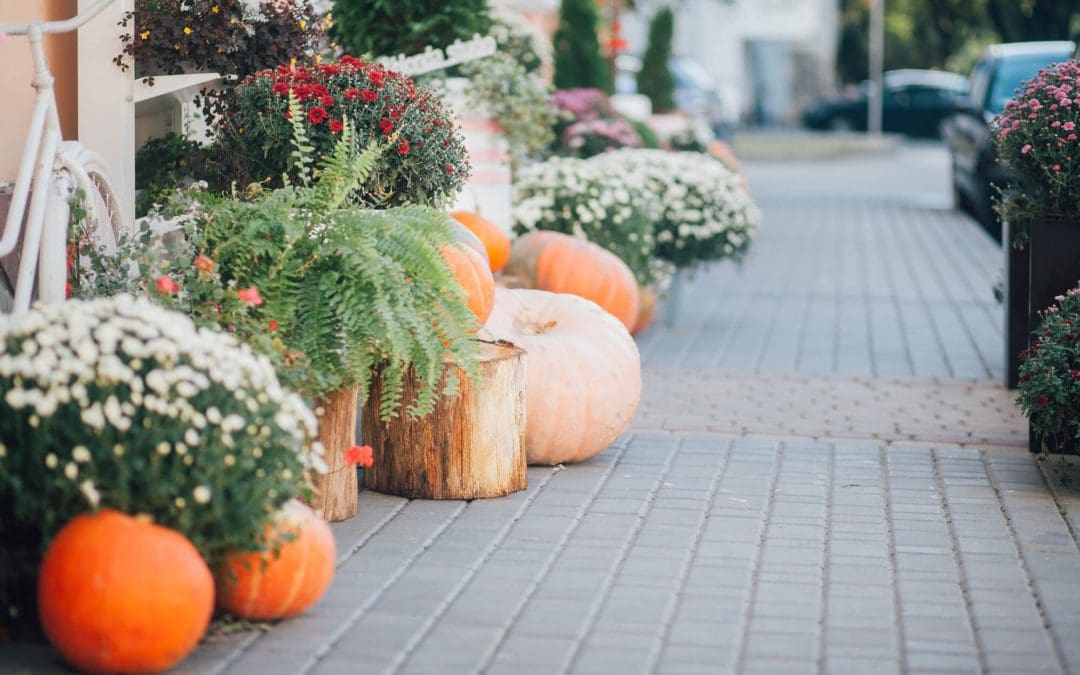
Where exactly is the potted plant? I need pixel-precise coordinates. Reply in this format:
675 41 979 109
1017 283 1080 455
115 0 326 83
210 55 470 208
992 60 1080 388
74 116 481 520
0 295 325 638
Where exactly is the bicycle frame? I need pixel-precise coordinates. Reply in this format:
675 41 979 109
0 0 118 313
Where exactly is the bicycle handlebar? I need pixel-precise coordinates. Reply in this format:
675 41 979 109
0 0 117 36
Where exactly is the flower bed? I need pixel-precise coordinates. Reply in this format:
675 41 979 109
512 156 667 287
590 149 760 269
1018 282 1080 454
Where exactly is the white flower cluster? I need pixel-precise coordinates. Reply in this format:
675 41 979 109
513 156 665 286
0 295 326 480
589 149 761 267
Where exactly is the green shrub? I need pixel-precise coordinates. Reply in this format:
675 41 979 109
552 0 611 93
637 8 676 113
329 0 492 58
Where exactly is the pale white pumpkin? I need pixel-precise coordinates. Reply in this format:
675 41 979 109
483 288 641 465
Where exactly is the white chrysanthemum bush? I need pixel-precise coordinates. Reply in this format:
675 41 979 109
590 149 761 270
0 295 326 568
512 156 671 287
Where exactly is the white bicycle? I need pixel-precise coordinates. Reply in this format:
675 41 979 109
0 0 129 315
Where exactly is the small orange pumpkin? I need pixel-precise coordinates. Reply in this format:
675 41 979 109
216 500 336 621
484 288 642 465
632 286 659 335
38 509 214 674
441 243 496 325
504 231 640 331
451 211 511 273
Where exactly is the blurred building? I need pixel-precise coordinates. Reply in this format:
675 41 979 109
500 0 840 127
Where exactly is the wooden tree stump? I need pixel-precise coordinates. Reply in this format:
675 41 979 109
362 342 527 500
310 385 359 522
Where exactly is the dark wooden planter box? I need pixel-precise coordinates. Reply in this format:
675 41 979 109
1002 218 1080 453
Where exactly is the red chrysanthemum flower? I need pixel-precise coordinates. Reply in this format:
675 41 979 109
308 106 328 124
344 444 374 468
321 94 335 108
367 69 384 88
329 119 344 134
361 89 378 103
236 286 263 306
344 87 360 101
269 319 279 332
397 139 410 155
1036 395 1050 408
379 118 394 134
271 81 290 96
155 275 179 295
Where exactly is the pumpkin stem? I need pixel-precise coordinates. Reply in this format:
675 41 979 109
524 320 558 335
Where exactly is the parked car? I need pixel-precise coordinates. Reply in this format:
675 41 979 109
615 54 739 137
942 41 1076 237
801 69 967 138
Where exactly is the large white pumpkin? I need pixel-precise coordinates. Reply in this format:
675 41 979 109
483 288 641 465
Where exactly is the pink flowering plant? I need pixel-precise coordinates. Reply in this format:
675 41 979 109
1017 282 1080 456
211 55 469 208
552 88 644 158
993 60 1080 225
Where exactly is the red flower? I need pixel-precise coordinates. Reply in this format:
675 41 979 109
361 89 378 103
285 109 292 120
344 444 374 468
344 88 361 101
236 286 263 306
193 255 215 275
397 139 410 155
321 94 335 108
367 69 384 88
65 281 72 298
1036 395 1050 408
271 81 290 96
329 119 344 134
269 319 279 332
308 106 328 124
155 275 179 295
1071 370 1080 381
446 165 455 174
379 118 394 134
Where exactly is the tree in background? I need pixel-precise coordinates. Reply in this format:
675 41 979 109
330 0 492 58
984 0 1075 42
553 0 612 93
837 0 1077 84
637 7 676 113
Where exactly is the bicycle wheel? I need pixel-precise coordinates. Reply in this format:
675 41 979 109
61 142 128 255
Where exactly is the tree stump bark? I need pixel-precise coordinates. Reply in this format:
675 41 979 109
310 385 359 522
362 342 527 500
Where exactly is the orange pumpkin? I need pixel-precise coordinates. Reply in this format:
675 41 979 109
451 211 511 273
38 509 213 674
504 231 640 331
483 288 641 465
632 286 658 335
441 243 496 325
447 215 490 265
216 500 336 621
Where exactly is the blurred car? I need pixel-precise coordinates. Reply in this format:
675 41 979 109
942 41 1075 236
615 54 738 137
801 69 967 138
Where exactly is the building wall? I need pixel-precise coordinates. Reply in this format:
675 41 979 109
0 0 79 181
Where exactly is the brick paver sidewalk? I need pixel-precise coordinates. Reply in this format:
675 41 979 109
5 144 1079 675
